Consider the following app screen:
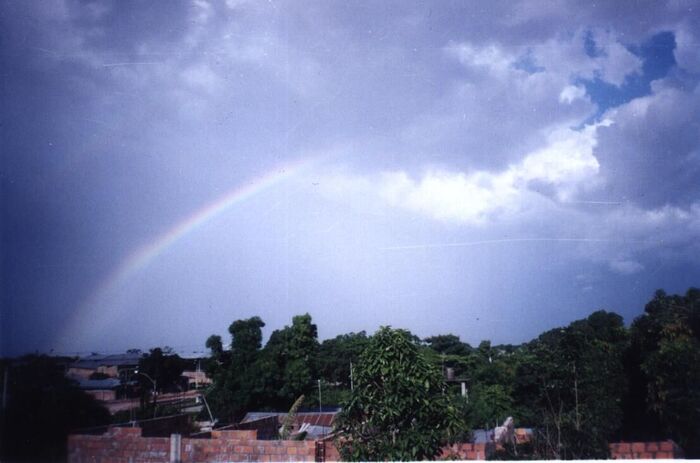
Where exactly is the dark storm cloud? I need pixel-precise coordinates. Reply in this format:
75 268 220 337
1 0 699 355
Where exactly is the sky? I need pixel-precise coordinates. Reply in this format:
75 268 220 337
1 0 700 357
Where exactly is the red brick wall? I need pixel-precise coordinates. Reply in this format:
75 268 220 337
69 428 170 463
319 437 341 462
609 440 684 459
439 442 494 460
316 439 492 461
69 428 684 462
68 427 317 463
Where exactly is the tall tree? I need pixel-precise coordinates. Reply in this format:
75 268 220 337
318 331 370 387
424 334 472 357
138 347 187 393
259 313 320 407
627 288 700 456
204 316 266 422
335 327 464 461
514 311 628 459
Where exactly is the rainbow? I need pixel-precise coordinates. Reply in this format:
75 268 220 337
59 156 320 349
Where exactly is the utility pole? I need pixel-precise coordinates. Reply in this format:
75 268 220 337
349 362 354 392
317 379 322 413
2 366 8 410
135 370 157 418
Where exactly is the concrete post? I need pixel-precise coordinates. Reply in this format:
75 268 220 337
170 433 181 463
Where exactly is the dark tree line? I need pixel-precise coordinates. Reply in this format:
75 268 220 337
204 314 326 422
205 288 700 459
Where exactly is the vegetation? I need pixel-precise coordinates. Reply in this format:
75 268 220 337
512 311 628 459
279 394 305 440
0 355 110 461
335 327 464 461
200 288 700 459
204 314 321 422
5 287 695 460
137 346 188 393
625 289 700 456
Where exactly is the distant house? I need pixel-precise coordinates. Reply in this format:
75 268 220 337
181 369 212 390
74 377 123 401
66 353 141 380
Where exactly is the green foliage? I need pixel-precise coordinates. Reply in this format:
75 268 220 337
229 317 265 360
257 313 320 407
138 347 187 393
513 311 628 459
627 288 700 456
279 395 305 440
200 288 700 458
205 314 320 421
204 316 267 422
206 334 223 356
335 327 465 461
424 334 472 357
0 356 111 461
467 384 514 430
317 331 370 388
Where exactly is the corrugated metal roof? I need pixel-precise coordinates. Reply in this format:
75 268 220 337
240 411 339 427
74 377 122 390
70 353 141 369
303 425 333 439
295 412 336 427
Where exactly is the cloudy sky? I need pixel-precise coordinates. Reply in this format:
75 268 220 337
2 0 700 356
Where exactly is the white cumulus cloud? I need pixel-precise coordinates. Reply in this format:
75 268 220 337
378 121 607 223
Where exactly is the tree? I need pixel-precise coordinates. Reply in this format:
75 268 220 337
0 356 111 461
467 384 514 430
318 331 370 387
229 317 266 361
627 288 700 456
513 311 628 459
205 335 223 357
424 334 472 357
335 327 464 461
257 313 320 408
138 347 187 393
204 316 267 422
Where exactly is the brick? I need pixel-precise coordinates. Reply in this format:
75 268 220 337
110 427 142 438
212 429 250 440
273 444 288 454
660 441 674 451
617 443 632 452
227 430 257 440
647 442 660 452
655 451 672 459
640 452 654 459
287 446 298 455
632 442 646 452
